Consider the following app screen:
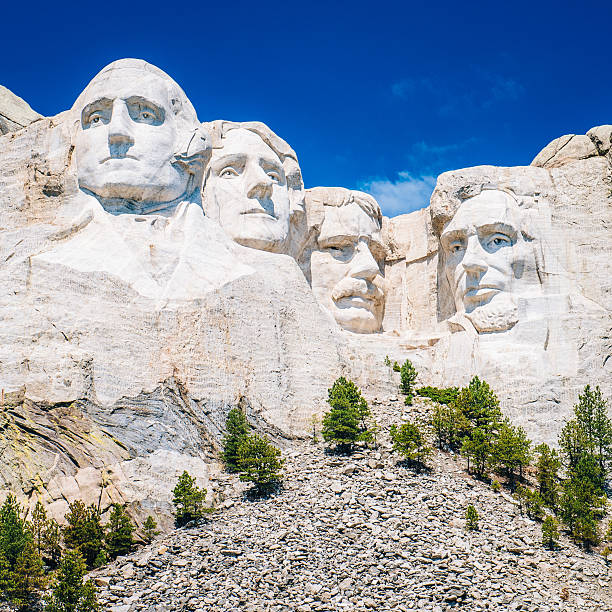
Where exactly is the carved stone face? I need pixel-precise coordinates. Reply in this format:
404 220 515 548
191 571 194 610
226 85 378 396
75 70 190 210
440 190 541 332
311 202 385 333
203 128 291 252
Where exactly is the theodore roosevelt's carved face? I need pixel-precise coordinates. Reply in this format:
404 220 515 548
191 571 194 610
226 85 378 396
75 70 190 211
311 201 385 334
202 128 291 252
440 190 541 332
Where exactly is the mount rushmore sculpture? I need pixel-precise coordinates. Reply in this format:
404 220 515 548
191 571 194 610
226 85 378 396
0 58 609 520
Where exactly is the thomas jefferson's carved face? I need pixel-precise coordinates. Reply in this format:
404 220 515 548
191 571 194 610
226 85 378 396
203 129 291 252
310 202 385 333
75 70 190 209
440 190 540 332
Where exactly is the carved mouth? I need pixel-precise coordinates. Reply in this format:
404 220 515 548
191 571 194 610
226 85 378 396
240 209 276 219
100 155 139 163
335 295 376 309
463 285 502 300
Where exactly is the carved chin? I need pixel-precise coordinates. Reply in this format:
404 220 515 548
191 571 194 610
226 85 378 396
464 294 518 333
333 305 382 334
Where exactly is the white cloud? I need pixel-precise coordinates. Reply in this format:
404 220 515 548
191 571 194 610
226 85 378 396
359 172 436 217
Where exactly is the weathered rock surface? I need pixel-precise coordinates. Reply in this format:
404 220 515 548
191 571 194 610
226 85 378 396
0 84 41 134
89 399 612 612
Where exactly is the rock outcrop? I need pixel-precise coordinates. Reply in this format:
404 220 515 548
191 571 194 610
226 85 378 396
0 84 41 134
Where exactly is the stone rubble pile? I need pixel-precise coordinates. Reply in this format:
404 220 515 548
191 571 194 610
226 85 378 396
90 399 612 612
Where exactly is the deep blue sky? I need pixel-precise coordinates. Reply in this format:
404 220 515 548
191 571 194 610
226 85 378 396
2 1 611 216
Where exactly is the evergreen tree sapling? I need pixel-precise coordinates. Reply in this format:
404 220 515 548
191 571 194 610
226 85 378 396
322 377 371 452
237 434 284 494
172 471 212 527
11 540 46 608
105 504 135 559
222 408 250 472
142 516 159 543
465 505 479 531
389 422 432 466
541 516 559 549
399 360 418 404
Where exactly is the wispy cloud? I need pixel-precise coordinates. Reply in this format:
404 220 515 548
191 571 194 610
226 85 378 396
359 172 436 217
391 69 525 116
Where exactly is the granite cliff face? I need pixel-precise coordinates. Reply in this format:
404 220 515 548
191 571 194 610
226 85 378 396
0 64 609 522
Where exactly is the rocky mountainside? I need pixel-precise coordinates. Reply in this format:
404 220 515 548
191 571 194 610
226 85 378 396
0 85 41 134
89 398 612 612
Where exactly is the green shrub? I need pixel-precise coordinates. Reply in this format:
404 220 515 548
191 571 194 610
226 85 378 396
142 516 159 543
172 471 213 527
491 480 501 493
63 501 106 570
44 549 99 612
541 516 559 549
322 377 371 453
392 361 401 372
222 408 250 472
430 402 470 450
417 386 459 405
237 434 284 495
389 422 432 467
105 504 135 560
515 486 544 521
465 505 479 531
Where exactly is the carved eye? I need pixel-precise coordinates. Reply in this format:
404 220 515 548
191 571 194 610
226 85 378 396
136 107 158 123
488 234 511 249
89 112 104 126
450 242 464 253
267 170 281 182
220 167 239 178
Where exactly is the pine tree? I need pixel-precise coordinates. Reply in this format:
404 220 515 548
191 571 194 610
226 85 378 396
465 505 479 531
0 494 30 570
11 540 46 608
559 476 602 547
491 420 532 484
30 501 47 558
430 402 469 450
535 443 561 510
42 518 62 568
237 434 284 495
399 360 418 404
461 428 492 477
541 516 559 549
222 408 250 472
389 421 432 467
322 377 371 453
44 549 100 612
455 376 502 433
142 516 159 543
63 501 106 569
105 504 135 560
172 471 212 527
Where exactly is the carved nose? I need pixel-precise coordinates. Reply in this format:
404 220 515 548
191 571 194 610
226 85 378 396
108 100 134 146
349 240 379 281
462 237 487 274
246 166 274 200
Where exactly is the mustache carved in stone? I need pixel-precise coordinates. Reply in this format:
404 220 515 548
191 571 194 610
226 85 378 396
331 278 384 304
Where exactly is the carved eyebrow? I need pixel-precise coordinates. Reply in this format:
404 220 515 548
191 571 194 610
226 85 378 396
211 153 247 167
476 222 517 238
317 234 354 248
81 97 113 120
440 228 467 245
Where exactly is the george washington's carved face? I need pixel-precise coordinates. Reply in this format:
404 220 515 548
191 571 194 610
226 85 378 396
202 128 291 252
440 190 541 332
75 69 191 211
311 201 385 333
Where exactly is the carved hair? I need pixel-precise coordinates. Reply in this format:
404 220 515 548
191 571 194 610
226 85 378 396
304 186 383 230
